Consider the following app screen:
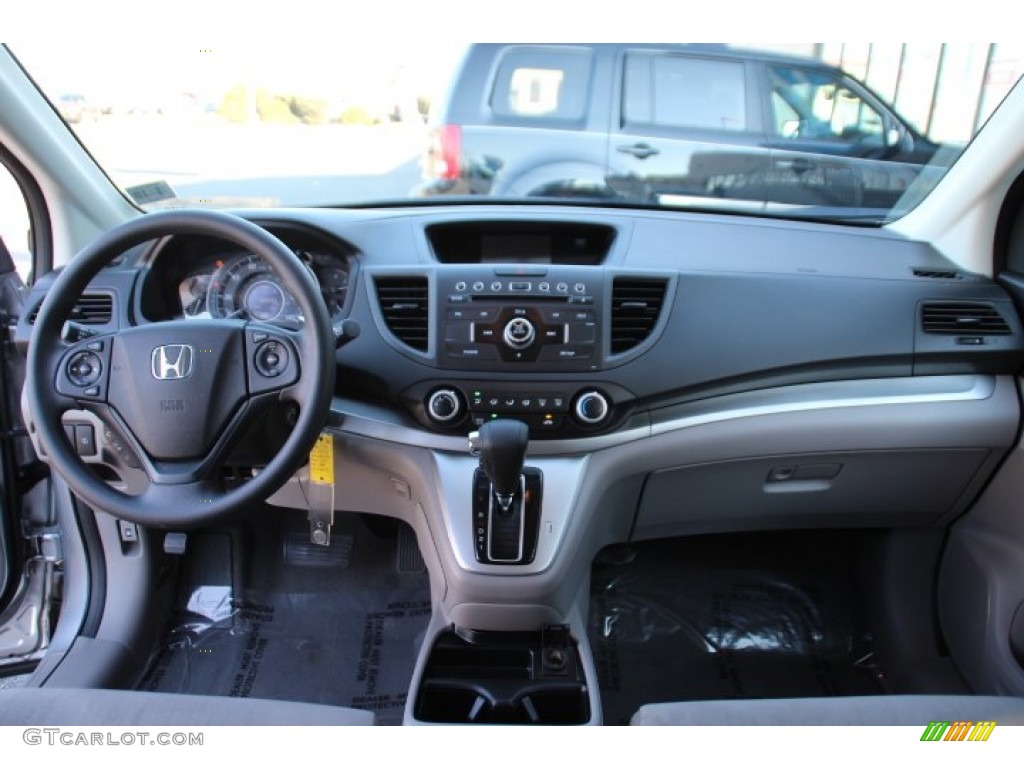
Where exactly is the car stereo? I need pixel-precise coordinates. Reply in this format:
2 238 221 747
438 268 602 372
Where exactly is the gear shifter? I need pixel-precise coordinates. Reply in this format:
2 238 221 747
468 419 543 565
470 419 529 510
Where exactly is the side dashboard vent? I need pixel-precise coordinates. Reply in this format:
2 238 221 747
913 267 960 280
374 276 430 351
921 302 1011 335
28 293 114 325
610 277 668 353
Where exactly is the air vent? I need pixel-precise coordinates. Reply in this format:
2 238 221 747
610 277 668 353
921 303 1011 335
375 276 429 351
28 293 114 325
913 268 960 280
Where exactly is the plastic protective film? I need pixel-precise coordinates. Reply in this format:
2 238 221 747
588 533 885 725
140 515 430 725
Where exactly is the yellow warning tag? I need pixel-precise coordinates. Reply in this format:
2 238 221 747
309 433 334 486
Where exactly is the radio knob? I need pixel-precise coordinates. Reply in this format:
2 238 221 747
502 317 536 350
427 389 463 423
574 391 609 425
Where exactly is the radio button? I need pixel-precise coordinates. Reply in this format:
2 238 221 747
509 281 531 291
444 322 472 342
538 345 592 362
542 326 567 342
539 282 550 292
446 344 498 360
503 318 536 350
455 281 467 291
473 325 498 342
556 282 569 293
490 281 502 292
568 323 596 343
472 281 485 292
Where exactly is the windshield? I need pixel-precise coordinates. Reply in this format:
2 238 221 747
13 42 1024 224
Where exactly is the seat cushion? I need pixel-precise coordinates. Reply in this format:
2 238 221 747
631 695 1024 726
0 687 375 725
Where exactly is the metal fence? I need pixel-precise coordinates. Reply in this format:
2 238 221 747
759 43 1024 143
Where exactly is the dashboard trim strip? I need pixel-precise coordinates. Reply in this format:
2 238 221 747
328 375 997 456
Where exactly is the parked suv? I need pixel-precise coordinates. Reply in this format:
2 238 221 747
416 44 941 211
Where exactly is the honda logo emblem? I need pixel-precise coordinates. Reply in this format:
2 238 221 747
151 345 194 380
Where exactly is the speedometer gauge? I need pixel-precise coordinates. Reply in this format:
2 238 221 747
242 279 286 321
207 254 303 325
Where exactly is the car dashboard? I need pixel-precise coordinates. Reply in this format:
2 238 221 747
13 202 1024 724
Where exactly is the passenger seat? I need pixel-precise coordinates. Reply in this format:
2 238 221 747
630 695 1024 726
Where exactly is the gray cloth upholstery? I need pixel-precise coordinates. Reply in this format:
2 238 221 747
0 687 375 725
631 695 1024 726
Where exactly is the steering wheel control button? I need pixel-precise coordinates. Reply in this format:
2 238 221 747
575 391 610 425
74 424 96 456
427 389 463 423
66 351 102 387
503 318 536 350
254 340 289 377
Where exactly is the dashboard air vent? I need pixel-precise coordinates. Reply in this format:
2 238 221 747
921 302 1011 335
913 268 960 279
28 293 114 325
374 276 429 351
610 277 668 353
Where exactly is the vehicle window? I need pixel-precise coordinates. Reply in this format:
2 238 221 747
0 164 32 283
769 66 885 145
624 53 747 131
491 47 592 121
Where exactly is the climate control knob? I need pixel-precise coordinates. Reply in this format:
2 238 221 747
574 390 609 425
427 388 463 423
502 317 536 350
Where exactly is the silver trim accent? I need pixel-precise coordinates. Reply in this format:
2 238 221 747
434 453 588 574
329 376 997 456
649 375 996 437
486 476 527 563
151 344 194 380
574 391 609 425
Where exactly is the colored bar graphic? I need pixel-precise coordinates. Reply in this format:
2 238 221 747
968 721 996 742
945 721 972 741
920 720 996 742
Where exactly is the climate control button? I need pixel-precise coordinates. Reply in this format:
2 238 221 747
427 389 464 423
574 390 610 425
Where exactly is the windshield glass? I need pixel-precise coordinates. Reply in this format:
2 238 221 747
13 42 1024 224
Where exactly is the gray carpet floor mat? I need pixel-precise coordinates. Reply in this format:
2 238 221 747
139 513 430 725
588 532 886 725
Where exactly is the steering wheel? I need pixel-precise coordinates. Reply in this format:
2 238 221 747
25 209 336 527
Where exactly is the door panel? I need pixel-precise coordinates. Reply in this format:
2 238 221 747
607 51 772 206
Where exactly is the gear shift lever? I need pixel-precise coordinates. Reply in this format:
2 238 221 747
469 419 529 510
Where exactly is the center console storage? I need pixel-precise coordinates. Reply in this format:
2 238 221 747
414 625 591 724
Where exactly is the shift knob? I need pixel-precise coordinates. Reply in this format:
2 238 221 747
469 419 529 510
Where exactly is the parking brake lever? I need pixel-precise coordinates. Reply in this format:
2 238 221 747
469 419 529 511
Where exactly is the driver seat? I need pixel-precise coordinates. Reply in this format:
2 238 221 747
0 687 375 725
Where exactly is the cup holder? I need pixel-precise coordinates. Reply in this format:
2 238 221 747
414 626 591 724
